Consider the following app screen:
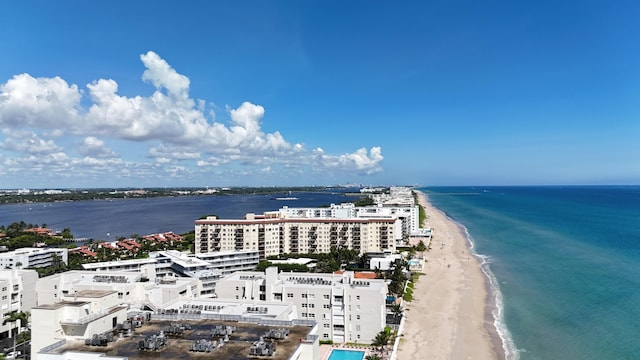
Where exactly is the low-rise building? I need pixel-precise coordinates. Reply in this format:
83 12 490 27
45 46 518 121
35 270 200 311
31 290 128 360
0 247 68 269
80 250 260 297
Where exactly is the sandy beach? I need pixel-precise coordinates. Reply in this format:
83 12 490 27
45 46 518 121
396 191 503 360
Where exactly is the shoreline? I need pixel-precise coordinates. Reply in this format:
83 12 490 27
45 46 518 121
396 190 506 359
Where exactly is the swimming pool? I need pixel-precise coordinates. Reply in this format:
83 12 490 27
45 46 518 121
328 349 365 360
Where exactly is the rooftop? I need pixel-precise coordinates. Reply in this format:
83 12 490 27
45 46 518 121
48 319 315 360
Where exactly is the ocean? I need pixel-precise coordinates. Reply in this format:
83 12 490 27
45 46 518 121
0 190 359 241
421 186 640 360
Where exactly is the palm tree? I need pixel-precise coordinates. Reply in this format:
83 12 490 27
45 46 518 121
390 303 403 319
3 311 28 358
365 354 382 360
371 326 393 353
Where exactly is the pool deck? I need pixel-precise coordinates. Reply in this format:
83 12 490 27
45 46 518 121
320 344 382 360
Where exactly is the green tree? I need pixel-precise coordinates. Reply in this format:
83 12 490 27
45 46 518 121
3 311 28 357
415 240 427 252
390 303 403 319
371 326 393 352
256 260 273 272
61 227 74 239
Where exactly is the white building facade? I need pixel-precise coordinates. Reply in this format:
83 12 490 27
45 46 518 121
215 267 387 344
278 203 419 240
31 290 128 360
195 214 398 258
0 268 38 340
0 247 68 269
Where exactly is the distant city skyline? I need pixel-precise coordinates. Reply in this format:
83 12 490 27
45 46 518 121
1 1 638 188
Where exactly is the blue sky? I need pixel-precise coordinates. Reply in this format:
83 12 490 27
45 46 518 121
0 1 638 188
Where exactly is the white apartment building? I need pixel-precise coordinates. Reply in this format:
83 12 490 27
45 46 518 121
215 267 387 344
370 186 416 207
278 203 419 240
31 289 128 360
0 268 38 340
0 247 68 269
195 213 398 258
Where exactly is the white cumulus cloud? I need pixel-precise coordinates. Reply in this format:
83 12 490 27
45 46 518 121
0 51 384 186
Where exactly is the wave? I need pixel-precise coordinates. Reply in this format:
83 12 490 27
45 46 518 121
453 216 519 360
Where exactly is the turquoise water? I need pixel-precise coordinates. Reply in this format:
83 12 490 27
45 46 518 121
422 186 640 360
328 349 365 360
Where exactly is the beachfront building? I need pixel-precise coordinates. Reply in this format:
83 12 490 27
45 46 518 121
370 186 415 207
195 213 398 259
31 289 129 360
278 202 419 241
215 267 387 343
369 253 404 271
0 247 68 269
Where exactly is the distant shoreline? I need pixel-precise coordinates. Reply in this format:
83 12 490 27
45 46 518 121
0 186 361 205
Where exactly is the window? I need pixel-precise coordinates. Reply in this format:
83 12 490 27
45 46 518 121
356 305 360 310
301 303 308 308
301 293 308 298
323 334 329 339
309 304 315 308
356 295 360 300
356 325 361 331
323 294 330 300
324 304 330 309
356 315 360 320
302 313 307 317
323 324 330 328
287 293 293 298
308 313 315 318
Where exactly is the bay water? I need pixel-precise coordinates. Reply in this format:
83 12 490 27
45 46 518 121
0 190 358 241
422 186 640 360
